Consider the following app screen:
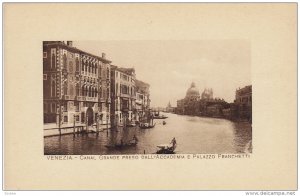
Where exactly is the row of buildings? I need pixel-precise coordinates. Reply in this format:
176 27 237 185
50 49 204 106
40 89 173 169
174 82 252 122
43 41 150 128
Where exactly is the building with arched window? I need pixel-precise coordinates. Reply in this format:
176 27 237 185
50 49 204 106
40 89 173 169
43 41 111 126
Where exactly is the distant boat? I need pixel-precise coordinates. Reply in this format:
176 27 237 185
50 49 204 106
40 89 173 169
139 122 156 129
105 139 138 149
153 115 168 119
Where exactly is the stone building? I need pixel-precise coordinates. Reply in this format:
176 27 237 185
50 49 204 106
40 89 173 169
201 88 213 100
110 65 136 126
43 41 111 127
166 101 175 113
176 99 185 114
135 79 150 121
234 85 252 120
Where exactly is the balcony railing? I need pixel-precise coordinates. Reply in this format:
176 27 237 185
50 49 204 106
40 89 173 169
86 97 97 102
120 93 130 98
121 106 129 112
62 95 71 100
76 96 85 101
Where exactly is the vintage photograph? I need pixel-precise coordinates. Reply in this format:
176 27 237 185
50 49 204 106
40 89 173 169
43 40 252 155
4 2 297 191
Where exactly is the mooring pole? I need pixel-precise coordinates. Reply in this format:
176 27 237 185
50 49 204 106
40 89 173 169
73 114 75 136
58 102 62 136
96 114 99 133
86 113 88 133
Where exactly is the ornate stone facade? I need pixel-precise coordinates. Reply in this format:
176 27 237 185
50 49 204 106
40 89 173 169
43 41 111 126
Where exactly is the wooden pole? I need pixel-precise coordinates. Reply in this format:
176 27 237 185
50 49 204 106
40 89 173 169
86 113 88 133
59 101 61 136
96 114 99 133
73 114 75 135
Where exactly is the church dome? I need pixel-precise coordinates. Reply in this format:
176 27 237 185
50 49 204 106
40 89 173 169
185 82 200 98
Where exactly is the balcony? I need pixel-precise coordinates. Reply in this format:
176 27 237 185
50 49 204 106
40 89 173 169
99 97 106 102
76 96 85 101
120 93 130 98
86 97 97 102
62 95 71 100
136 100 143 105
121 106 129 112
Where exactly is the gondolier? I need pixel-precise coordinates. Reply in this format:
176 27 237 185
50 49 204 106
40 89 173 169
131 135 138 145
171 137 177 147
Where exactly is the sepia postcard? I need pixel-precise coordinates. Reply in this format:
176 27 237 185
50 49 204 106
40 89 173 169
3 3 297 190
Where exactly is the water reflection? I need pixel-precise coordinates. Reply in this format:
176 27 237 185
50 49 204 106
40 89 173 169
44 113 252 155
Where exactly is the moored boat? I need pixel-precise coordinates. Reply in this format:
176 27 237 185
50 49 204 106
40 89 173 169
139 122 156 129
153 115 168 119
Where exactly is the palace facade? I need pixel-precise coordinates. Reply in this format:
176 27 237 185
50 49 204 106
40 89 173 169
43 41 151 129
43 41 111 126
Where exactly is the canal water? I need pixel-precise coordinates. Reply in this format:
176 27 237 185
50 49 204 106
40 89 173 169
44 113 252 155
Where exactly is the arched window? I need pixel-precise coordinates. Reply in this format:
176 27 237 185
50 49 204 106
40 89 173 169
88 86 92 97
63 54 67 70
76 84 80 96
95 88 98 97
91 88 94 97
88 63 91 73
51 80 56 97
82 60 84 71
82 86 85 96
76 58 79 72
63 82 68 95
52 53 56 69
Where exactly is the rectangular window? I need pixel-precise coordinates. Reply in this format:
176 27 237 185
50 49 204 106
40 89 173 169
63 102 68 112
75 101 79 112
43 52 47 58
52 103 56 113
64 116 68 123
44 103 47 113
75 115 79 122
43 74 47 80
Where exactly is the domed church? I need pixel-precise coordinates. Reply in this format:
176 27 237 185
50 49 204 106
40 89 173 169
185 82 200 102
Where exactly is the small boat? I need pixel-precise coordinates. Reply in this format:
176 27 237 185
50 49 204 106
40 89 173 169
156 144 176 154
126 122 136 127
139 122 156 129
105 140 137 149
153 115 168 119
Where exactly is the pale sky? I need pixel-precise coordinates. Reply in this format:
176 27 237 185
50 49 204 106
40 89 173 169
74 40 251 108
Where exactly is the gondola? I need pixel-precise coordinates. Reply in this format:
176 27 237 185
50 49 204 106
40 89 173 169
105 140 137 149
139 122 156 129
156 144 176 154
126 122 136 127
153 115 168 119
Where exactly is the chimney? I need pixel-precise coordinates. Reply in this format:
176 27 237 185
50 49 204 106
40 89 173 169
102 53 106 59
67 41 73 47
